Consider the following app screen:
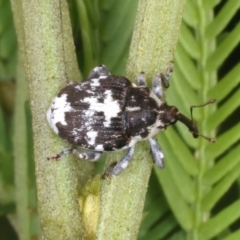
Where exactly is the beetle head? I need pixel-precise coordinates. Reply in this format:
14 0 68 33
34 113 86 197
160 100 215 143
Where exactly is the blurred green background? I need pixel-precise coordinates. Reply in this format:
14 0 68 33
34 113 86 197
0 0 240 239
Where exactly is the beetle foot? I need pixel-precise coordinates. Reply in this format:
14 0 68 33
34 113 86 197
152 63 174 99
102 162 118 178
47 154 61 161
47 148 73 160
148 138 165 168
88 65 111 79
102 145 135 176
137 72 147 86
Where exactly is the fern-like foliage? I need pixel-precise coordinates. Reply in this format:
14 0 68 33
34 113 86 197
139 1 240 240
69 0 138 77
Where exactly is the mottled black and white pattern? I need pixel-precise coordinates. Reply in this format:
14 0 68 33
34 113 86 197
47 65 213 175
47 73 173 151
47 75 132 151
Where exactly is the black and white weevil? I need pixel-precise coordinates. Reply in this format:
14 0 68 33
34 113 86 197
47 65 215 175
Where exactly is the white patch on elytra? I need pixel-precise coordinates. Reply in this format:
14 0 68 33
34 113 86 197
99 75 108 79
47 94 73 134
91 78 101 86
86 131 98 145
90 76 108 87
72 128 82 142
81 89 121 127
125 106 140 112
74 85 83 91
95 144 104 151
86 90 95 94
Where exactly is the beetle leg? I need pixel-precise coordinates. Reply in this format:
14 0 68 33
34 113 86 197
88 65 111 79
152 75 164 99
137 72 147 86
47 148 72 160
148 138 165 168
152 64 173 99
72 149 103 161
107 145 135 176
48 148 103 162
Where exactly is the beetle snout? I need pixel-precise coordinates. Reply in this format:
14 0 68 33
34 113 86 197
189 124 199 138
166 106 178 125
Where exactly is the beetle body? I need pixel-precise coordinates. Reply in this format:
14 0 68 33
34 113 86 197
47 75 178 151
47 65 212 175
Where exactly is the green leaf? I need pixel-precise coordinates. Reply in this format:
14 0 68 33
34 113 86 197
156 165 193 231
146 215 178 240
0 151 14 184
208 63 240 102
99 0 116 11
83 0 99 28
99 0 138 74
202 162 240 211
175 43 201 90
171 64 200 112
0 203 15 216
101 1 138 42
199 200 240 240
159 128 199 176
206 23 240 71
202 0 221 10
0 107 7 151
222 229 240 240
140 177 169 234
203 146 240 185
182 1 198 27
156 133 194 230
179 22 201 59
164 145 197 203
76 0 95 74
167 231 187 240
207 91 240 129
205 0 240 39
205 123 240 159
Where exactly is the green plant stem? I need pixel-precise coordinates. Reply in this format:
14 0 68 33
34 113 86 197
191 2 216 240
96 0 186 239
11 0 91 239
13 58 40 239
127 0 186 82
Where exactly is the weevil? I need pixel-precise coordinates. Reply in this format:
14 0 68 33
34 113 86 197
47 65 215 175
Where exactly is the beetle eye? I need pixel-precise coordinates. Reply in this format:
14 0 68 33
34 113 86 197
170 118 176 123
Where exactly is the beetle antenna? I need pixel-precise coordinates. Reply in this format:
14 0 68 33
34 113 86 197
190 99 216 122
177 99 216 143
189 131 215 143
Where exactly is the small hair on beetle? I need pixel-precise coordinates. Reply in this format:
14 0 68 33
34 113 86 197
177 99 216 143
